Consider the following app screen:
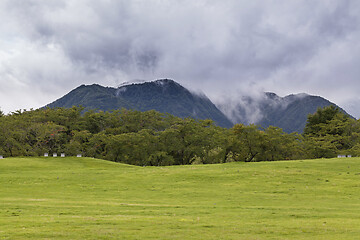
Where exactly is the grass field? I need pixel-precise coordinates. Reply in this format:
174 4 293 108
1 157 360 239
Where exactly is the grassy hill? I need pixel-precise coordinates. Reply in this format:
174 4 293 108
1 157 360 239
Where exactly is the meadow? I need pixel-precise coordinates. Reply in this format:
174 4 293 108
1 157 360 239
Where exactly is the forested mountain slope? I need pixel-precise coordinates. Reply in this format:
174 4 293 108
45 79 233 128
46 79 352 132
217 92 352 133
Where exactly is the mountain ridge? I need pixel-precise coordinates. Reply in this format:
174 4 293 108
217 91 352 133
45 79 234 128
45 79 352 133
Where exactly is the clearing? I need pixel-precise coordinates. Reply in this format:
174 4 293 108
1 157 360 239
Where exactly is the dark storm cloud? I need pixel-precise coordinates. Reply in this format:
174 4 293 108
1 0 360 117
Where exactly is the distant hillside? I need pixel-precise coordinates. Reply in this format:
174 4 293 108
217 92 352 133
46 79 353 132
45 79 233 128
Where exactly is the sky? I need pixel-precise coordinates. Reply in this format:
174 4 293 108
1 0 360 118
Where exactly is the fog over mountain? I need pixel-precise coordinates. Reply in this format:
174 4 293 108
216 91 347 133
45 79 234 128
45 79 348 133
1 1 360 118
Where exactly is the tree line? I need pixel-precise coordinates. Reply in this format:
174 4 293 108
0 106 359 166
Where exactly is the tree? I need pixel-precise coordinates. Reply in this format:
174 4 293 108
304 105 343 136
86 133 110 158
64 130 91 155
231 124 265 162
147 151 174 166
303 106 357 157
262 126 301 161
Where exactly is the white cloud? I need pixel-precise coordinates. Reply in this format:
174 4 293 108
0 0 360 117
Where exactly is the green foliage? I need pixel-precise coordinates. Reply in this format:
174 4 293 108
0 106 359 165
147 151 175 166
231 124 265 162
304 105 342 135
303 106 359 157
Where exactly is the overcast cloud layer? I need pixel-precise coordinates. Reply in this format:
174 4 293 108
1 0 360 117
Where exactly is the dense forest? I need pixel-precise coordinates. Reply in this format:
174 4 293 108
0 106 359 166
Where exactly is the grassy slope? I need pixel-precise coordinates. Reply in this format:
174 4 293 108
0 157 359 239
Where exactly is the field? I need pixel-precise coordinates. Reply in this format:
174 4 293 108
1 157 360 239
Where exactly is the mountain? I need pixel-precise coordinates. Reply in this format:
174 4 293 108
45 79 352 132
217 92 352 133
45 79 234 128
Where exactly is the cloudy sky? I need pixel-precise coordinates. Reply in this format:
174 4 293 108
1 0 360 117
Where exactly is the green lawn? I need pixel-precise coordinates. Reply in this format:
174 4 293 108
1 157 360 239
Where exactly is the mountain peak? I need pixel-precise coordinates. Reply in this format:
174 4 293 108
45 79 233 128
217 91 351 133
265 92 278 98
153 78 178 85
118 78 178 88
45 80 352 133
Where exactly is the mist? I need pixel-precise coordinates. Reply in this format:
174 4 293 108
1 0 360 118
